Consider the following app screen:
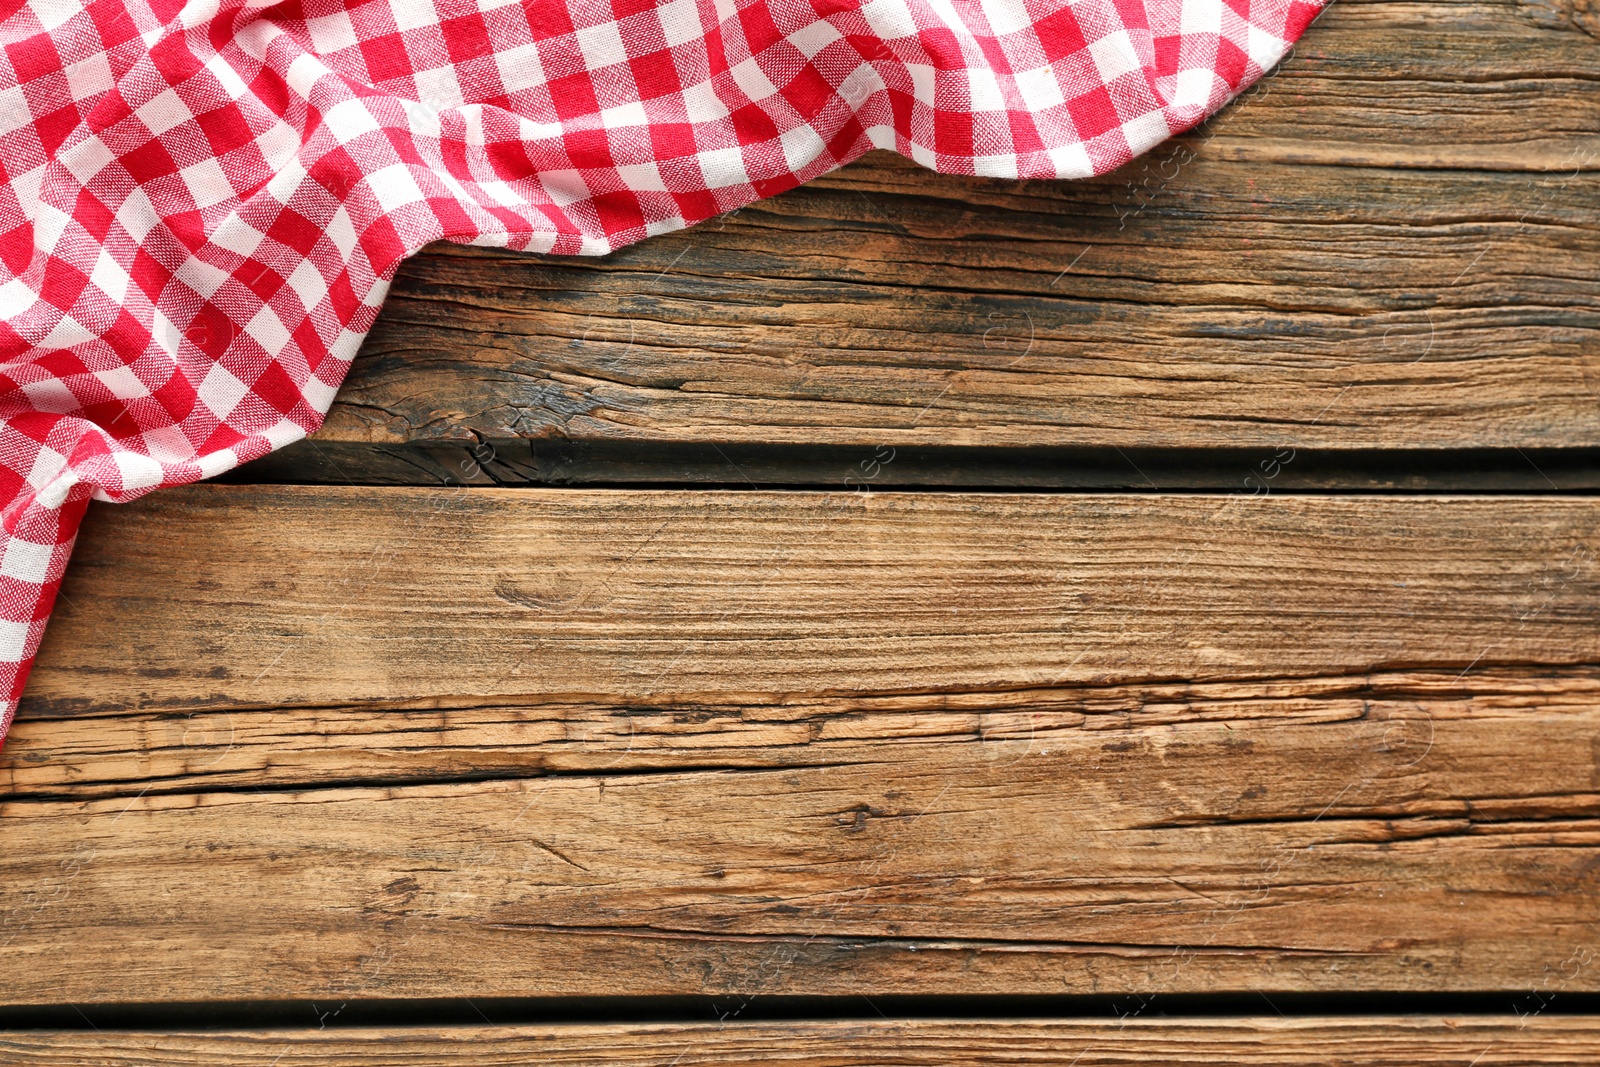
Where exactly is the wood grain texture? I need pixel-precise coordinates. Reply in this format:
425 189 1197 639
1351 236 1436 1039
292 0 1600 468
22 487 1600 715
4 664 1592 800
3 487 1597 1003
9 0 1596 1033
6 1018 1600 1066
5 681 1599 1001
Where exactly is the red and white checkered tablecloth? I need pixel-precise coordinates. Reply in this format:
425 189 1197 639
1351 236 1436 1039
0 0 1322 738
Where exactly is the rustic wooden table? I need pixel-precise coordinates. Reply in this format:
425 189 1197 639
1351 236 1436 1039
3 0 1598 1061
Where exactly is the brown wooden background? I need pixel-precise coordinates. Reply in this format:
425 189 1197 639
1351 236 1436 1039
3 0 1599 1061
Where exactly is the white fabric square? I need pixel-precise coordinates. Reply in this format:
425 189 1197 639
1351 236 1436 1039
180 156 237 209
730 58 779 102
978 0 1033 35
1246 24 1287 65
972 153 1020 177
576 20 629 71
23 444 69 494
601 101 650 129
198 362 251 418
324 98 382 143
697 146 749 188
20 375 78 410
1119 108 1175 155
210 216 265 258
63 51 115 102
536 168 591 207
787 20 842 59
0 620 30 662
0 538 54 585
680 80 730 122
305 8 360 53
615 161 668 192
0 278 37 319
1014 65 1065 111
494 40 546 94
325 207 358 258
859 0 920 39
1181 0 1225 34
1173 66 1220 109
1087 30 1142 83
243 304 291 352
93 364 151 401
108 449 164 493
286 260 329 311
57 133 113 185
657 0 705 48
0 84 29 137
779 124 824 173
135 88 194 136
391 0 443 33
195 447 241 478
366 164 427 211
964 67 1006 111
413 64 466 110
113 187 159 241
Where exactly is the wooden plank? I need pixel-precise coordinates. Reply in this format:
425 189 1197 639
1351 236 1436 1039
6 1018 1600 1065
2 487 1597 1002
22 487 1600 714
290 0 1600 469
5 664 1593 799
5 679 1600 1000
316 154 1600 456
1172 0 1600 168
320 151 1600 454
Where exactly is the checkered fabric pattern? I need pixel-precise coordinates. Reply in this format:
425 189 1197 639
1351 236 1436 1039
0 0 1322 739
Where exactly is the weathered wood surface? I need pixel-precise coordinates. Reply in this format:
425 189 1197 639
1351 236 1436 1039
4 664 1591 800
7 1018 1600 1066
22 488 1600 715
1 488 1596 1003
6 0 1599 1039
3 660 1599 1001
292 0 1600 472
5 675 1599 1000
